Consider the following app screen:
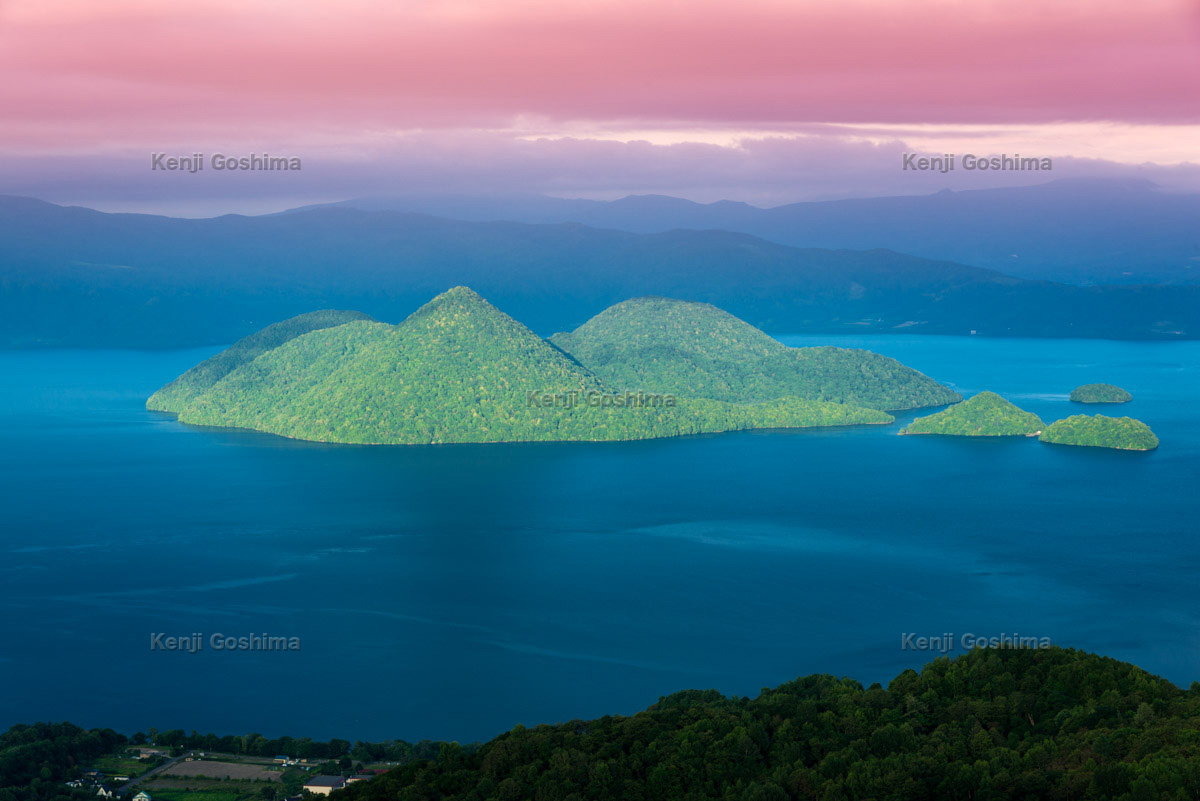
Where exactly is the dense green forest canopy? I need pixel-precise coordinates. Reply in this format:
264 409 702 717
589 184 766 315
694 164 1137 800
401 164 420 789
1040 415 1159 451
9 648 1200 801
1070 383 1133 404
148 310 373 413
149 289 911 445
550 297 961 411
331 646 1200 801
901 391 1044 437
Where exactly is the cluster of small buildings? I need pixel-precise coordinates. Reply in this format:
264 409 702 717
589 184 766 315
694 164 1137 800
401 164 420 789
272 753 319 767
69 754 379 801
64 773 150 801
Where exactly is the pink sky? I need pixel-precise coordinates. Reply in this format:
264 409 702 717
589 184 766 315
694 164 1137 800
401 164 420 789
1 0 1198 212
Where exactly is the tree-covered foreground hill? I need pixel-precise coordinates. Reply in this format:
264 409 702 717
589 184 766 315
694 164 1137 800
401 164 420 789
550 297 960 411
334 646 1200 801
153 288 894 444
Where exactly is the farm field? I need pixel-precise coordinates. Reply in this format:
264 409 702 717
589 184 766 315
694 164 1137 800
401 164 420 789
158 762 281 782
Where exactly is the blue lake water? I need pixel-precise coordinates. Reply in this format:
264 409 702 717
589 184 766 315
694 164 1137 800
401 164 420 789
0 335 1197 743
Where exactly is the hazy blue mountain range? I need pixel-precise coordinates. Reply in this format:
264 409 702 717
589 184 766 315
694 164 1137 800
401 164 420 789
293 178 1200 285
1 194 1197 348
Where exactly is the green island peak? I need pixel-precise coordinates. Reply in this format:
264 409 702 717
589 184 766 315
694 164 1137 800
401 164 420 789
549 296 961 411
900 391 1044 437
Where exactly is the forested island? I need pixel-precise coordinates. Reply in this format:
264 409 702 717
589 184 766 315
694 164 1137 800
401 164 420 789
898 393 1160 450
1041 415 1160 451
148 288 957 445
10 647 1200 801
148 290 1169 452
900 391 1043 437
1070 383 1133 403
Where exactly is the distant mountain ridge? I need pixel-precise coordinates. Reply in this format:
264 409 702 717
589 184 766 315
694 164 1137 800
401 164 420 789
295 178 1200 285
1 194 1198 348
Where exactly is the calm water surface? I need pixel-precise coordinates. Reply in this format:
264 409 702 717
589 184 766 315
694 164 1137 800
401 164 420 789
0 335 1197 741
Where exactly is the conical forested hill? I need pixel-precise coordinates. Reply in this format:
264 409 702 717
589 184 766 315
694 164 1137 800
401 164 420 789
158 288 890 444
901 390 1044 436
550 296 960 411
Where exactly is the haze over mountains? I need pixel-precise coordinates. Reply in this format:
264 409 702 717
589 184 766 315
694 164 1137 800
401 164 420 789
293 178 1200 286
1 187 1197 348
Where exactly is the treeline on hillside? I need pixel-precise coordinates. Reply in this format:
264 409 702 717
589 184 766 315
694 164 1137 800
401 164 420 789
148 730 465 764
338 647 1200 801
0 723 125 801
